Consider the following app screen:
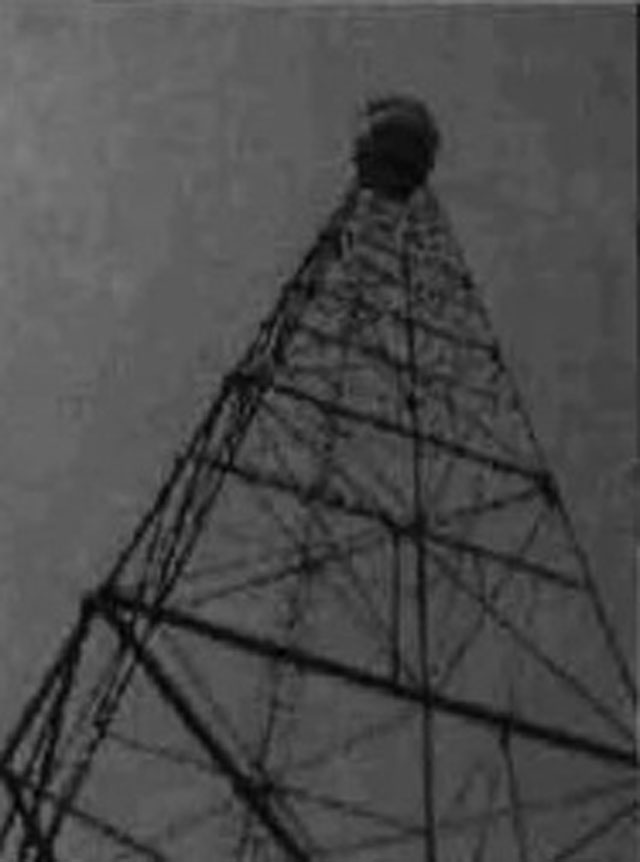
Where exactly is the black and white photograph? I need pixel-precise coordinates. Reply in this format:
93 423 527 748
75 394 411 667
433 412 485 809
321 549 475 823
0 3 635 860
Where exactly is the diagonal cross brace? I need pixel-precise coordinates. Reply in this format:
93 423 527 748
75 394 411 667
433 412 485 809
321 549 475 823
92 593 312 862
104 590 638 772
1 768 59 862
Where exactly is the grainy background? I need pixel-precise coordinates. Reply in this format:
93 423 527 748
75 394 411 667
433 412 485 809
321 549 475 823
0 4 634 739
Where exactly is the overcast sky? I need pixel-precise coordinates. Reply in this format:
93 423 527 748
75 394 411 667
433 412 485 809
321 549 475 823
0 5 634 739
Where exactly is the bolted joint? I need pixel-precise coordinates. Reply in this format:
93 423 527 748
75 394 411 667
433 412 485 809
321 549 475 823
81 584 123 626
405 390 419 411
228 358 274 392
80 588 103 620
538 471 559 504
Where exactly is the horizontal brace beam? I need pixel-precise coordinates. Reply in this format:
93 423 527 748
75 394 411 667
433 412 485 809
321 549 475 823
351 293 497 355
102 591 638 771
270 380 545 484
299 323 497 401
208 456 582 591
425 527 581 591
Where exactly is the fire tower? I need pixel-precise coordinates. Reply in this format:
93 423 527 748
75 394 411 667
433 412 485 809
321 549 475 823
0 97 636 861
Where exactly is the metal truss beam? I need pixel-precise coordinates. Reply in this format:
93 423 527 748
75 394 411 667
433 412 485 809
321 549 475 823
95 596 312 862
99 590 638 770
206 456 582 590
300 322 497 401
6 768 169 862
1 768 58 862
0 611 91 858
269 380 547 484
0 165 634 862
348 293 497 355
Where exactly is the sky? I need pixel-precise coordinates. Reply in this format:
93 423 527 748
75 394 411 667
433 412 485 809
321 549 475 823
0 4 635 744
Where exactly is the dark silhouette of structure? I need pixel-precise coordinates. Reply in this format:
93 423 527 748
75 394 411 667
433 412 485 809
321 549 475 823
0 97 636 861
354 96 440 199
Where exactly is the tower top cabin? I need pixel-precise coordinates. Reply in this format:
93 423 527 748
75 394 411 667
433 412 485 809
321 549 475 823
353 95 441 201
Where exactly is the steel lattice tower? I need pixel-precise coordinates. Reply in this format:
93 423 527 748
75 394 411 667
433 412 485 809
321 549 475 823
0 98 636 862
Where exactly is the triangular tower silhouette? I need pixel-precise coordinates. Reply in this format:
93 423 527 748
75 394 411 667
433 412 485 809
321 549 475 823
0 97 636 861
